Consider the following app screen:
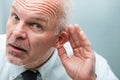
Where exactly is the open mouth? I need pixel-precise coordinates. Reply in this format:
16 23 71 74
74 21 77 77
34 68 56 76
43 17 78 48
10 44 27 53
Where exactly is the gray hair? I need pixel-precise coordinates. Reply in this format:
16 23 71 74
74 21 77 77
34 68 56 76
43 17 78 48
55 0 72 35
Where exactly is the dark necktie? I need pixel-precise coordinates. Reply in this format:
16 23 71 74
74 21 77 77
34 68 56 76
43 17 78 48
22 70 38 80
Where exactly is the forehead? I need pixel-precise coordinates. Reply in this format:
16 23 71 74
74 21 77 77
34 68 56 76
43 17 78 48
13 0 62 19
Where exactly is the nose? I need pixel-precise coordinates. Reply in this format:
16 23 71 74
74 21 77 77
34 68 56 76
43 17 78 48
13 22 27 39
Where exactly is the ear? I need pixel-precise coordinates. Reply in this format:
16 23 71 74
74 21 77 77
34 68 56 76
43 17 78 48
54 31 69 48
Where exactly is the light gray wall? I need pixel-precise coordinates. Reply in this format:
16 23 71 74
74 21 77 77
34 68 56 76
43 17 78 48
0 0 13 34
0 0 120 79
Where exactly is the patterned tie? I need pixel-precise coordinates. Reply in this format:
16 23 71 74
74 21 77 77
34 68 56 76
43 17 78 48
22 70 38 80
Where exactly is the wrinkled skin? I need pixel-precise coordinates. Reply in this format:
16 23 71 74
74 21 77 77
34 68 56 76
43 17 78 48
6 0 61 69
6 0 96 80
57 24 96 80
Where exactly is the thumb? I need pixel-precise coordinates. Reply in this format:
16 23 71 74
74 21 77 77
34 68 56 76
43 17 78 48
57 46 68 62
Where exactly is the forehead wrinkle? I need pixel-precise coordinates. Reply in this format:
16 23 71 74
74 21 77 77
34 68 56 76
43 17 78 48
14 0 50 23
15 0 61 19
12 5 47 22
41 0 61 17
15 0 48 15
29 0 60 17
26 0 61 18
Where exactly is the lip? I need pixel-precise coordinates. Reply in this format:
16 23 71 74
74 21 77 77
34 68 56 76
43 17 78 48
9 44 27 56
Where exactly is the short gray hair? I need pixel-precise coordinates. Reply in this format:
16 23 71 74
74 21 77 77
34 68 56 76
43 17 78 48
55 0 72 35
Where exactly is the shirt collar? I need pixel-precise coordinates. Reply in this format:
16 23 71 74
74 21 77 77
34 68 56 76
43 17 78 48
9 63 26 80
37 49 58 78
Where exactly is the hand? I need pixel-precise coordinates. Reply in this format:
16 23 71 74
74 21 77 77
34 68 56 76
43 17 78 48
57 24 96 80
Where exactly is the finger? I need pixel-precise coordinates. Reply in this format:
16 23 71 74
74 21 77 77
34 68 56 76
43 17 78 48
67 25 81 49
57 46 68 62
79 31 92 51
72 25 93 58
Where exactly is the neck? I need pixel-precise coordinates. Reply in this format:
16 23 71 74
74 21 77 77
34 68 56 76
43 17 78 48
25 49 55 70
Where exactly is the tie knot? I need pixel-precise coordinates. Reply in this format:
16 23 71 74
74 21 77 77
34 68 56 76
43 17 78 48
22 70 38 80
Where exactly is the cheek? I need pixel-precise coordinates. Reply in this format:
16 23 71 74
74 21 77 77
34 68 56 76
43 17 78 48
6 20 15 37
30 34 57 52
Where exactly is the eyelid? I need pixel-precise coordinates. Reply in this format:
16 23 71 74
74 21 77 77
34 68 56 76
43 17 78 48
10 9 19 17
28 23 42 28
11 12 17 17
11 9 16 16
28 23 44 32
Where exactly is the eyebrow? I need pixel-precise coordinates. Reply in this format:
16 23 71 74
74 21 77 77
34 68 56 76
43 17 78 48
12 5 48 22
31 17 48 23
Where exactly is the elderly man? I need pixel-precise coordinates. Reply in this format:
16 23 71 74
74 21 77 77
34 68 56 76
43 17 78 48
0 0 118 80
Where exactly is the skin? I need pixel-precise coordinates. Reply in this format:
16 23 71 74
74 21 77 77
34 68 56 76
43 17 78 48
6 0 62 69
6 0 96 80
58 24 96 80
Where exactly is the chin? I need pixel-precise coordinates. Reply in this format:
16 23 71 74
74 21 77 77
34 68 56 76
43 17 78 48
7 53 24 66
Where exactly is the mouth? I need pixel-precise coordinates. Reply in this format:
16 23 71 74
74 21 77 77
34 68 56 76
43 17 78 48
10 44 27 53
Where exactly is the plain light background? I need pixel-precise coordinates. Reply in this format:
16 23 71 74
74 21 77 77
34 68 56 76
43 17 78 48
0 0 120 79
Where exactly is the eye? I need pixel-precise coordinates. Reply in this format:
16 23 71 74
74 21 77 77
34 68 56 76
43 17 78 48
30 23 43 31
12 13 20 21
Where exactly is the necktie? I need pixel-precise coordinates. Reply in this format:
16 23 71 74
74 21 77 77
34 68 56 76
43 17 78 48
22 70 38 80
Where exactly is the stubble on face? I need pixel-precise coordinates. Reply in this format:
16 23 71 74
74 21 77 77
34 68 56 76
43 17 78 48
6 0 63 69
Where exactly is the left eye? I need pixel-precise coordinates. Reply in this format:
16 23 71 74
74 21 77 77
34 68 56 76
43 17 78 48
33 23 42 30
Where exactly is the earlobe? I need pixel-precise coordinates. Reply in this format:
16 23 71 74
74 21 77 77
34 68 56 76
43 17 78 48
54 31 69 49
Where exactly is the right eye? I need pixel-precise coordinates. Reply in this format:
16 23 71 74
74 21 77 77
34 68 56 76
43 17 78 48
12 13 20 21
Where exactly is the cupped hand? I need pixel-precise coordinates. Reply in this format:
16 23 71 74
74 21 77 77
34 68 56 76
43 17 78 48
57 24 96 80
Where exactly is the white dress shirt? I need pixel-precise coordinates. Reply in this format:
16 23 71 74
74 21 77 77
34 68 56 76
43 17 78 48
0 34 118 80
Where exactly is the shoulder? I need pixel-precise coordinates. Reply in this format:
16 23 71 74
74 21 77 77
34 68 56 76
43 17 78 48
0 34 6 71
0 34 6 39
95 52 107 66
62 42 118 79
0 34 14 79
95 52 118 80
94 52 108 75
0 34 6 57
0 34 6 53
0 34 6 48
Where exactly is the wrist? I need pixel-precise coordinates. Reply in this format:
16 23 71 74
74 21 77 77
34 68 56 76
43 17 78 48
73 73 97 80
